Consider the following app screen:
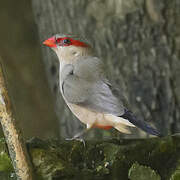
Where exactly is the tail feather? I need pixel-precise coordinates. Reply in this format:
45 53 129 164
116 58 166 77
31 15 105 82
114 123 131 134
120 110 161 136
104 114 135 127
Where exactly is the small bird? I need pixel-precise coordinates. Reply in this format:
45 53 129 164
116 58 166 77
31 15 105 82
43 34 160 139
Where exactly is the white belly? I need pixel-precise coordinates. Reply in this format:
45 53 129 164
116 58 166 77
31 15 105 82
67 103 134 134
67 103 110 126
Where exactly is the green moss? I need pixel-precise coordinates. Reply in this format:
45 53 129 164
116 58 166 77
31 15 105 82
1 136 180 179
0 152 13 172
0 138 13 172
171 172 180 180
170 160 180 180
0 138 14 180
30 148 65 179
103 143 120 162
128 162 161 180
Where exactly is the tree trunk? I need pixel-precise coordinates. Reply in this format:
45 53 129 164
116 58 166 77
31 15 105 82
0 0 59 139
32 0 180 138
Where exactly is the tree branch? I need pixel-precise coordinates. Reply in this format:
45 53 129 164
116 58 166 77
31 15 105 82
0 58 34 180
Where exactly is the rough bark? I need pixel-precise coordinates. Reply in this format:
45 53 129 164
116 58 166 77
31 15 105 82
32 0 180 138
0 136 180 179
0 59 34 180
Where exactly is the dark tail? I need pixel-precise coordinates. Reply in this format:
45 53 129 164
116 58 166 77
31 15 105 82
120 109 161 137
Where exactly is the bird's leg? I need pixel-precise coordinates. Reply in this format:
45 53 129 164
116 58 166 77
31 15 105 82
74 128 91 138
66 124 93 146
66 129 88 146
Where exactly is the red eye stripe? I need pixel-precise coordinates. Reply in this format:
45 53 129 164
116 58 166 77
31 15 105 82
56 37 89 47
70 38 89 47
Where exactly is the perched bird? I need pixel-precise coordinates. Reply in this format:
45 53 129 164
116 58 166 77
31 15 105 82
43 34 160 139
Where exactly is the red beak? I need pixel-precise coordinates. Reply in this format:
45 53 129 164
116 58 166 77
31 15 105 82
43 36 57 47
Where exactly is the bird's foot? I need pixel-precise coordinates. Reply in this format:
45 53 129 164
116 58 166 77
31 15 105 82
66 137 86 147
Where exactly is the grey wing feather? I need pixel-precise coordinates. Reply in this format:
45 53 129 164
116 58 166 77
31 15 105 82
62 76 91 103
62 57 125 116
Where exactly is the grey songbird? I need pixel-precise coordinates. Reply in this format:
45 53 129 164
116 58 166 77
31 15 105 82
43 34 160 138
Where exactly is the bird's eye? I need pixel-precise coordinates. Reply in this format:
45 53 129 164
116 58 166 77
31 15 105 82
63 38 71 44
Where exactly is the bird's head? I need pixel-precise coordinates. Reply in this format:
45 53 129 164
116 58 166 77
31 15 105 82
43 34 93 63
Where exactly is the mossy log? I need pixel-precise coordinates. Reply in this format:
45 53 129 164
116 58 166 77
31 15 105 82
0 135 180 180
